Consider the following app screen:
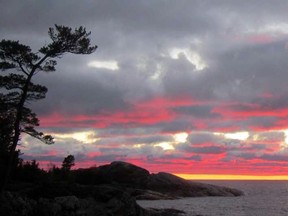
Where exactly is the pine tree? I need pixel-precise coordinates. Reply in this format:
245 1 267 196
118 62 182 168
0 25 97 192
62 155 75 172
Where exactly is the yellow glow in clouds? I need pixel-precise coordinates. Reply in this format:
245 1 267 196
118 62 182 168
173 132 188 143
53 131 99 144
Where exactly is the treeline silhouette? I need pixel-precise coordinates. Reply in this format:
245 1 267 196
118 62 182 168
6 154 107 191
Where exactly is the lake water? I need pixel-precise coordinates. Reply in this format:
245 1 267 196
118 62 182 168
137 181 288 216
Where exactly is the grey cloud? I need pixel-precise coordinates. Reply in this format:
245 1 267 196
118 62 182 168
248 131 285 143
190 146 226 154
5 0 288 120
21 154 64 163
210 41 288 101
260 154 288 162
174 105 221 119
188 132 222 145
98 144 166 161
231 151 288 163
178 143 226 154
31 68 129 116
4 0 288 171
160 118 196 133
161 56 204 98
128 135 173 145
187 155 202 161
96 134 172 146
90 154 128 163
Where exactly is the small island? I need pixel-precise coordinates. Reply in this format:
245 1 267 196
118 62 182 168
1 161 243 216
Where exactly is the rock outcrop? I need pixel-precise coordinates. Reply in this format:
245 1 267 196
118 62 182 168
95 161 150 188
0 161 243 216
148 172 243 197
1 186 150 216
95 161 243 198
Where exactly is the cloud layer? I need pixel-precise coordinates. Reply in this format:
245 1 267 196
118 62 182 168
2 0 288 176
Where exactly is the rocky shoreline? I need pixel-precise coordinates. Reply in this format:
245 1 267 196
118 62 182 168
0 161 243 215
0 186 185 216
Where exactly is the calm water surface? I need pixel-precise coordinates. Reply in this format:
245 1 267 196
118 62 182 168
137 181 288 216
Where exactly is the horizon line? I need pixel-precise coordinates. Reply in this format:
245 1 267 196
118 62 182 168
174 174 288 180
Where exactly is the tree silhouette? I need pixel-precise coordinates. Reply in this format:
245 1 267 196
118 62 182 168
0 25 97 192
62 154 75 172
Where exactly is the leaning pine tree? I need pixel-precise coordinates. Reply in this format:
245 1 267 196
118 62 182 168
0 25 97 192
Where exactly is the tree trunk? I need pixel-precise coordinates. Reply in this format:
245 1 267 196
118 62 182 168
0 71 35 193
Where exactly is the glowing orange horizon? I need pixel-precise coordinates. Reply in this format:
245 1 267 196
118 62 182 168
175 174 288 180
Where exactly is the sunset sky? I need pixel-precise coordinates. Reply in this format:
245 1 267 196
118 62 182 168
2 0 288 179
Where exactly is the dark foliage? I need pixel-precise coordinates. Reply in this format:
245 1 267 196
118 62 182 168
0 25 97 192
61 154 75 171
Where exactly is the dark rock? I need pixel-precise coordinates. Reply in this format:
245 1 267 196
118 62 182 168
95 161 244 198
1 161 243 216
0 192 36 216
0 186 147 216
145 208 186 216
147 172 243 197
132 189 176 200
95 161 150 187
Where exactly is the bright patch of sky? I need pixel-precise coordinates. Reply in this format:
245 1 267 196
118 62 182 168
224 131 249 141
251 22 288 35
52 131 99 144
282 130 288 148
150 63 163 80
168 48 207 71
88 60 119 70
155 142 175 151
214 131 249 141
173 132 188 143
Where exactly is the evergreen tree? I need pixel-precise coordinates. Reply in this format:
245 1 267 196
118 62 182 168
0 25 97 192
62 154 75 171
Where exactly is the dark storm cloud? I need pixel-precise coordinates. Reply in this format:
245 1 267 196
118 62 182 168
3 0 288 120
31 68 129 116
209 0 288 21
211 41 288 100
160 41 288 119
